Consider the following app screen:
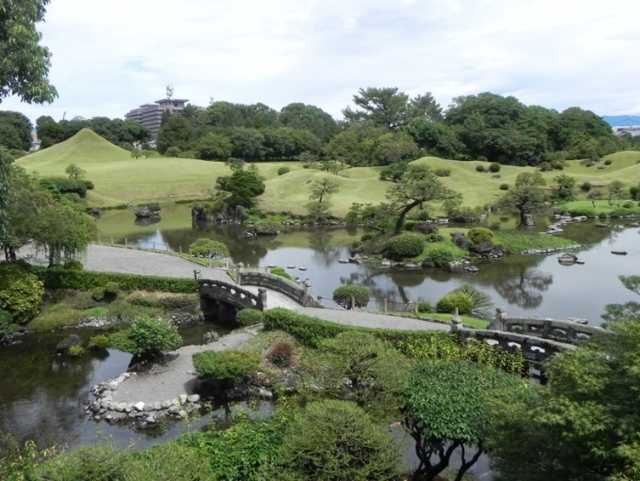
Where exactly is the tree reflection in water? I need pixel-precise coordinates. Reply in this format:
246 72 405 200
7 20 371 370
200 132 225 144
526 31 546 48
493 266 553 309
309 229 342 267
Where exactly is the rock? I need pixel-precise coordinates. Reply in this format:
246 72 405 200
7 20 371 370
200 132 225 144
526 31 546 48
178 410 188 418
145 416 156 424
115 403 127 413
469 240 495 255
253 222 279 235
280 371 297 389
55 334 82 353
153 402 162 411
258 388 274 400
89 402 100 413
168 405 181 414
179 394 188 405
171 398 180 406
187 394 200 403
143 404 153 412
203 331 219 343
161 400 172 409
106 381 119 391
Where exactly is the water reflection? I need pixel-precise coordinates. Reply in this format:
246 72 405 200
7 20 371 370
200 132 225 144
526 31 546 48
134 216 161 227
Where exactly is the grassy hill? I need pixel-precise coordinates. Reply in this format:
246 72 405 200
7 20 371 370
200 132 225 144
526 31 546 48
17 129 640 215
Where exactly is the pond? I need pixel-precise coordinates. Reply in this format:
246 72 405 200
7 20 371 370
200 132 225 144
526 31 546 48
98 205 640 323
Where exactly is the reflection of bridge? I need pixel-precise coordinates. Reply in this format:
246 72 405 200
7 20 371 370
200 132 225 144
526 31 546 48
452 309 609 376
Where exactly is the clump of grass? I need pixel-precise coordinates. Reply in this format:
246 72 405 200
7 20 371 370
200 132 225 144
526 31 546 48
29 307 86 332
493 230 575 253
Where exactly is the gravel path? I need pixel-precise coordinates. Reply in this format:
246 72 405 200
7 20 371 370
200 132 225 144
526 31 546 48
111 326 262 405
296 307 448 331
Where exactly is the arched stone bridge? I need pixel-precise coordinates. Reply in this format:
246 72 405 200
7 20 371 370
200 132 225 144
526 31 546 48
198 279 268 323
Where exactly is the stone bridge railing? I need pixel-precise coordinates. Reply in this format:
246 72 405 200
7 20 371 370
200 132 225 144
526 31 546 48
198 279 266 311
237 270 323 308
451 308 610 373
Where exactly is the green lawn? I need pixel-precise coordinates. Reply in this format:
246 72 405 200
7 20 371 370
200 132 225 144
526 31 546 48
17 129 640 215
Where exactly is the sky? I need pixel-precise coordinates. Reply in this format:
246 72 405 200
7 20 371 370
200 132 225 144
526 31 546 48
3 0 640 124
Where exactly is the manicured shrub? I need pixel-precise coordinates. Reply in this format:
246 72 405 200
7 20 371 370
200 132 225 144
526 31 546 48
91 287 105 302
604 159 612 166
539 161 553 171
580 182 592 193
436 292 474 314
489 163 501 173
630 186 640 200
623 201 634 209
403 220 419 231
236 308 264 327
192 349 261 385
553 162 564 170
499 183 509 190
127 316 182 358
417 301 432 313
427 248 455 268
277 167 290 176
0 263 44 324
270 267 292 280
332 285 370 310
189 238 230 259
451 284 493 316
385 233 425 259
468 227 493 245
434 168 451 177
62 260 83 271
39 177 88 197
88 335 110 350
32 267 199 293
82 180 95 190
269 342 294 368
478 156 488 162
225 170 266 208
476 165 486 172
165 146 181 157
379 161 409 182
279 400 402 480
565 206 596 217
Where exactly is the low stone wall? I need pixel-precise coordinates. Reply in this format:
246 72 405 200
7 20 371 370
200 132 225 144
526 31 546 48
237 271 323 308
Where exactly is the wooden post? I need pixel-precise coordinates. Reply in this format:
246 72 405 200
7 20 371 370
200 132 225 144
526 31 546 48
110 236 113 245
351 295 356 310
179 246 182 253
98 235 101 244
414 301 418 314
384 298 388 312
125 238 128 246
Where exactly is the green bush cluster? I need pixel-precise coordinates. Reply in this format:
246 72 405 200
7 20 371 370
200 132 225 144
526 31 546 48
0 263 45 324
88 335 110 350
91 281 120 302
580 182 592 192
67 345 85 357
277 166 290 175
126 293 197 312
0 308 19 339
476 165 486 172
417 301 432 313
270 267 292 280
385 233 425 259
236 308 264 327
490 163 501 172
565 206 596 217
192 350 261 384
436 292 474 314
468 227 493 245
332 285 370 310
499 183 509 190
39 177 88 197
434 168 451 177
427 248 456 267
126 316 183 357
62 260 83 271
604 159 612 165
403 220 419 231
32 267 199 293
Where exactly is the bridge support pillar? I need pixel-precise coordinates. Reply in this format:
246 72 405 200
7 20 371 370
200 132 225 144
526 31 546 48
489 307 507 331
258 288 267 310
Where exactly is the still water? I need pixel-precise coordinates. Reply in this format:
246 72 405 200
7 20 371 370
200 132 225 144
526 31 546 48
99 205 640 323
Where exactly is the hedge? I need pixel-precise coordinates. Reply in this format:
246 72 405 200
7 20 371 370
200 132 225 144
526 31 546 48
31 267 199 293
263 308 457 350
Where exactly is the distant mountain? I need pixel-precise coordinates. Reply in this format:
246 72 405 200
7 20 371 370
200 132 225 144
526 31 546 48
602 115 640 127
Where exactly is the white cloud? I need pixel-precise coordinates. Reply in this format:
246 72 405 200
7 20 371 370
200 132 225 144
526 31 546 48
2 0 640 122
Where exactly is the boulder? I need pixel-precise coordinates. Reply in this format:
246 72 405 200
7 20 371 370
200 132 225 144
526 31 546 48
55 335 82 353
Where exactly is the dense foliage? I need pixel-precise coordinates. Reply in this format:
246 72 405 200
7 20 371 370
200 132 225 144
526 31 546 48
385 233 425 259
127 316 182 358
223 170 265 207
436 292 474 315
0 262 44 324
192 349 261 386
235 308 264 327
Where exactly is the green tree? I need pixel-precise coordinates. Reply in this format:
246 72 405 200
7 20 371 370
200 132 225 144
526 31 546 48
373 132 418 165
407 92 443 123
33 201 96 266
189 238 229 259
0 111 33 151
279 400 403 480
224 170 265 207
0 0 57 104
403 361 528 481
515 171 546 188
65 163 86 180
156 115 193 154
608 180 625 206
36 115 65 146
309 177 339 204
554 174 576 199
230 127 265 161
128 316 182 359
196 132 232 161
280 102 339 142
0 147 13 240
495 185 549 227
343 87 409 129
332 285 370 309
386 165 458 234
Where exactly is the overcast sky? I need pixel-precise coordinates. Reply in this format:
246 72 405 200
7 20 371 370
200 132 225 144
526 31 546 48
3 0 640 123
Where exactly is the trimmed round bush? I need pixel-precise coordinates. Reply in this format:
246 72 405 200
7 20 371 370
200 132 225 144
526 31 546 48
270 267 292 280
478 156 488 162
604 159 612 166
192 349 261 385
476 165 486 172
236 308 264 327
403 220 419 231
427 248 456 268
434 168 451 177
553 162 564 170
165 146 181 157
417 301 432 313
63 260 83 271
436 292 474 314
499 183 509 190
489 163 501 173
468 227 493 245
630 186 640 200
580 182 592 193
332 285 370 310
277 166 290 176
0 263 44 324
386 234 425 259
623 201 634 209
128 316 182 358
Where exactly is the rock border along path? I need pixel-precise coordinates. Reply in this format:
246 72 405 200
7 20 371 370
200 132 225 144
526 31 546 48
20 244 447 422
